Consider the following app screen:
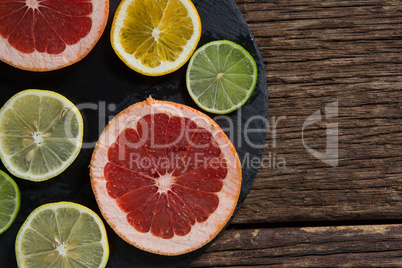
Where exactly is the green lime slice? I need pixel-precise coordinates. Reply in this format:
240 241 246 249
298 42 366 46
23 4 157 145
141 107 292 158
0 90 83 182
186 40 258 114
0 170 20 234
15 202 109 268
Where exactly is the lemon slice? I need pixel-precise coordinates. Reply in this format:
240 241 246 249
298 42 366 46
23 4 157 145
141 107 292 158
15 202 109 268
0 170 20 234
0 90 83 182
111 0 202 76
186 40 258 114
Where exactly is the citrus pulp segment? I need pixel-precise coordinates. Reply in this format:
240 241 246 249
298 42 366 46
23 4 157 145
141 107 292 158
0 90 83 182
186 40 258 114
90 97 242 255
111 0 201 76
15 202 109 268
0 0 109 71
0 170 20 234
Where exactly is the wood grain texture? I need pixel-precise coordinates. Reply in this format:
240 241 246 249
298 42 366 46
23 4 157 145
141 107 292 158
231 0 402 224
190 225 402 267
190 1 402 266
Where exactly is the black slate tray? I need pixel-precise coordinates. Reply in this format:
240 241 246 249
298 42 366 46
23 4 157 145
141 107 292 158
0 0 268 267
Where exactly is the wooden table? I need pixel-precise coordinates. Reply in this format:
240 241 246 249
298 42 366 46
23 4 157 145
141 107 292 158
190 1 402 266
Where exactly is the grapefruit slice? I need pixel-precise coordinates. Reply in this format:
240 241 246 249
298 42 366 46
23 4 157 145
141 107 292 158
90 97 242 255
0 0 109 71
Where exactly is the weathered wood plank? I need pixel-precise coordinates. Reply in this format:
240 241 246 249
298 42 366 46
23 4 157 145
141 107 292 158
190 224 402 267
229 0 402 224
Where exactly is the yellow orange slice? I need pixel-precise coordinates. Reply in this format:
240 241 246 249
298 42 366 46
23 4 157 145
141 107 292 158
111 0 202 76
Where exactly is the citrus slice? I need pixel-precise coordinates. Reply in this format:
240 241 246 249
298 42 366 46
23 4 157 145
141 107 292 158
0 90 83 182
90 97 242 255
111 0 202 76
15 202 109 268
0 0 109 71
0 170 20 235
186 40 258 114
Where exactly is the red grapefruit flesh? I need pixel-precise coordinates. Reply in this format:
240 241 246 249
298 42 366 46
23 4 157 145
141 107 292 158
0 0 109 71
90 98 242 255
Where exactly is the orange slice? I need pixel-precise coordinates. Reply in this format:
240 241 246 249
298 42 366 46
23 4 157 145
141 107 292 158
110 0 201 76
90 98 242 255
0 0 109 71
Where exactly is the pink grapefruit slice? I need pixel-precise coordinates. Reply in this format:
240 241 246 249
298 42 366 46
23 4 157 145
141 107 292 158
0 0 109 71
90 97 242 255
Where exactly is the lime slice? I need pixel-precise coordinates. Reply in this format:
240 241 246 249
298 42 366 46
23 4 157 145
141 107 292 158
0 90 83 182
15 202 109 268
0 170 20 234
186 40 258 114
